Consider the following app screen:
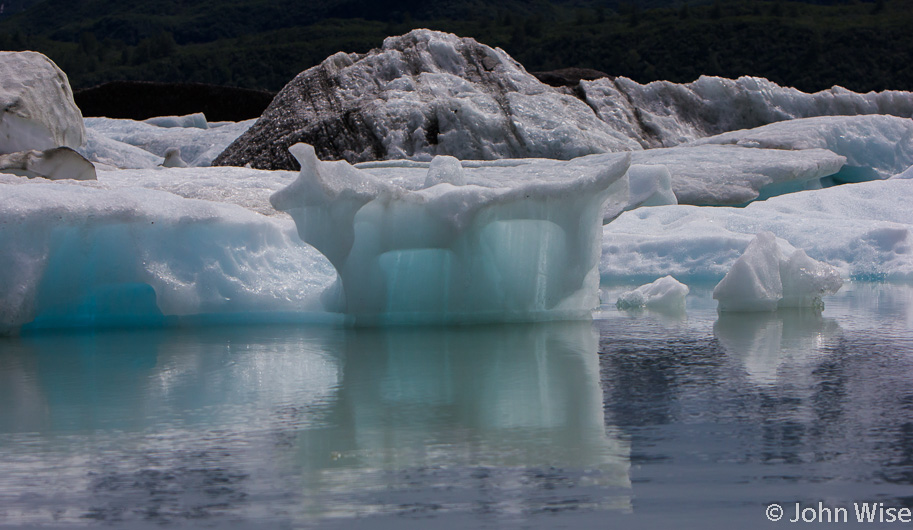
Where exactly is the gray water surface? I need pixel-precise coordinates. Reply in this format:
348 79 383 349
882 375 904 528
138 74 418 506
0 282 911 529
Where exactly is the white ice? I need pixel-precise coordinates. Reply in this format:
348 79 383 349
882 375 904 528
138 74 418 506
0 147 96 181
628 144 845 205
0 51 86 154
81 117 255 168
615 275 689 312
581 75 913 148
271 143 630 325
602 178 913 282
893 165 913 180
356 157 674 223
712 232 842 312
691 115 913 181
143 112 209 129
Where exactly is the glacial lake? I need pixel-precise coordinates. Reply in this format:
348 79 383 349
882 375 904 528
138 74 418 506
1 282 912 529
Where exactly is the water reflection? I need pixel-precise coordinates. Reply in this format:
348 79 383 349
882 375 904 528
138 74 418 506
287 323 631 519
0 321 629 526
714 309 842 385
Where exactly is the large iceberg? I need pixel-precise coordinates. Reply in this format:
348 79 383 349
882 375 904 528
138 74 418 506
0 171 335 334
271 143 629 325
215 29 642 170
0 51 86 155
581 75 913 148
601 178 913 282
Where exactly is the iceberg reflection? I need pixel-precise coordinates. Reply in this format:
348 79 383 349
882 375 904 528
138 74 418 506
0 321 629 525
714 309 842 385
290 321 631 518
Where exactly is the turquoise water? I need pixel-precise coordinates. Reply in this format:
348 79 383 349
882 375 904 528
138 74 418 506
1 282 912 529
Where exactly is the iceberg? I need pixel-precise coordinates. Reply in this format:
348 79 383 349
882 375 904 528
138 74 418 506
615 275 689 312
215 29 642 170
581 75 913 148
629 144 845 205
712 232 842 312
601 179 913 282
81 117 255 168
691 115 913 181
0 51 86 154
271 143 630 325
0 171 335 334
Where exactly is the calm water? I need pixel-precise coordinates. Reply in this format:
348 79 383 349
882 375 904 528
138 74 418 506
0 282 911 529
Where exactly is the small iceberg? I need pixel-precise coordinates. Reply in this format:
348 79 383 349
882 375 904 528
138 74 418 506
616 275 689 312
713 231 843 312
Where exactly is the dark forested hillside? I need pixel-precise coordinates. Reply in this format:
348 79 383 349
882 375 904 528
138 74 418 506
0 0 909 94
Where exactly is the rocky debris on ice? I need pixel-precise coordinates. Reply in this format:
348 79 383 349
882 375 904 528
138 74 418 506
713 232 842 312
212 30 913 172
215 29 642 170
581 75 913 149
690 115 913 181
0 147 96 181
271 143 630 324
0 51 86 155
615 275 689 311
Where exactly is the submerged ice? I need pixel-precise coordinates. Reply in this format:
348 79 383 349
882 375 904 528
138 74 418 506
271 143 629 324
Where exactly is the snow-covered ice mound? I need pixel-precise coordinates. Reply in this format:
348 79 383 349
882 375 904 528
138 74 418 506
713 232 842 312
615 275 689 312
581 75 913 148
81 116 255 168
0 51 86 155
691 115 913 181
0 171 335 335
601 178 913 282
271 143 630 325
216 29 642 170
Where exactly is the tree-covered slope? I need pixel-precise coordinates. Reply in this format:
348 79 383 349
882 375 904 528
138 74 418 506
1 0 909 93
